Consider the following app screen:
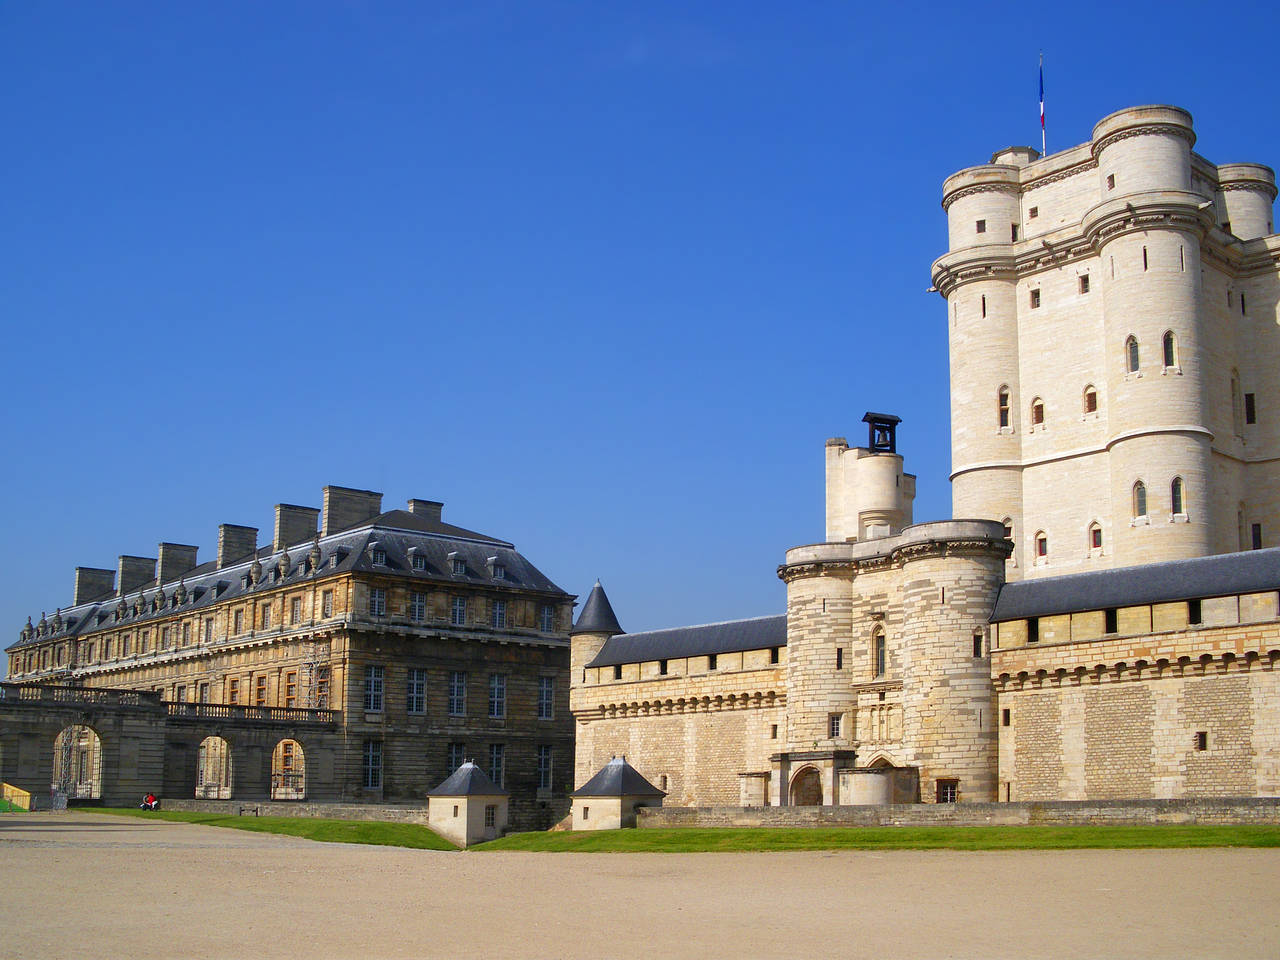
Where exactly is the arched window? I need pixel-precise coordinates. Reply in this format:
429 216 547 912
1126 336 1140 373
1171 477 1186 515
872 627 886 678
1133 481 1148 518
1088 522 1103 551
1031 397 1045 426
1083 385 1098 414
1034 531 1048 558
997 386 1011 429
1162 331 1178 369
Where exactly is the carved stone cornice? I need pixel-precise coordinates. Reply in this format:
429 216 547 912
941 181 1018 212
1022 158 1097 193
777 536 1009 582
995 649 1278 692
1220 180 1278 199
930 250 1017 297
1091 123 1196 158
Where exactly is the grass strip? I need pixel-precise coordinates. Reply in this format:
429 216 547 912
93 808 458 850
473 824 1280 852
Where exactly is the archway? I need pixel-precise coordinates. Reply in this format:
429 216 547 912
271 739 305 800
52 725 102 802
789 766 822 806
197 736 233 799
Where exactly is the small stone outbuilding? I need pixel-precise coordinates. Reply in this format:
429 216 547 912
428 761 509 847
570 755 665 830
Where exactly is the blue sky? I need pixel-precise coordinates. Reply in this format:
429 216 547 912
4 1 1280 670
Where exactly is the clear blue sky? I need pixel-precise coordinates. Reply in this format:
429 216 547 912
5 1 1280 672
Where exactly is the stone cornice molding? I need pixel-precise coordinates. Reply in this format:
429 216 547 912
1083 196 1213 249
573 689 786 723
940 181 1019 212
930 250 1017 297
995 648 1278 692
778 536 1008 582
1090 122 1196 159
1022 158 1097 193
1220 179 1278 199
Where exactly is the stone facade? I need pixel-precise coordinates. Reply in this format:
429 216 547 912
933 105 1279 580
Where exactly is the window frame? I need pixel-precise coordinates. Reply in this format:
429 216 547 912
406 667 427 715
448 671 467 717
537 676 554 720
362 740 383 790
488 673 507 719
364 664 385 713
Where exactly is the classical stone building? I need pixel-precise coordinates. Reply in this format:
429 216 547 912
5 486 575 826
570 106 1280 809
932 105 1279 579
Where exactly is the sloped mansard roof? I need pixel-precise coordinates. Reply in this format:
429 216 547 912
586 614 786 668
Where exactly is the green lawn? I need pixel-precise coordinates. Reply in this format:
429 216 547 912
94 808 458 850
473 824 1280 852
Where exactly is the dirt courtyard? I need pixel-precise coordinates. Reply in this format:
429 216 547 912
2 813 1277 959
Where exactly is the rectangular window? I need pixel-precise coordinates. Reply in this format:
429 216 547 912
491 599 506 629
407 668 426 714
260 606 271 630
228 678 239 705
364 665 384 712
972 633 983 658
484 804 497 828
828 714 841 738
1106 173 1115 190
708 653 718 670
1027 618 1040 643
290 597 302 625
1029 206 1038 219
1079 274 1090 294
835 647 844 670
1195 731 1208 751
411 553 426 571
198 682 209 703
770 647 780 664
537 744 553 791
613 664 622 680
103 639 112 659
448 671 467 716
1188 599 1202 625
451 596 466 626
284 670 298 708
254 674 268 706
975 219 986 234
1245 393 1256 424
316 666 330 709
1091 525 1103 547
539 604 554 632
770 724 778 739
980 294 986 318
175 684 186 703
936 779 959 803
369 588 386 617
1104 608 1118 634
410 591 427 622
161 626 171 647
322 590 334 618
447 742 465 773
488 673 507 719
537 676 554 720
1252 523 1263 550
203 618 213 643
658 659 668 675
1029 288 1041 309
1010 223 1019 242
488 743 504 787
181 622 190 645
1002 708 1011 727
362 740 382 789
452 557 466 576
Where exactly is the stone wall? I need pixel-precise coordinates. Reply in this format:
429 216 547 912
640 796 1280 828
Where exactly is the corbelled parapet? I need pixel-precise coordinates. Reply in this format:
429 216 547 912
778 519 1011 583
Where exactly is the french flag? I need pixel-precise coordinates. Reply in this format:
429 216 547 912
1039 54 1046 152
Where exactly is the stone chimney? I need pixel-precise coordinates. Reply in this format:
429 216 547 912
274 504 320 551
407 499 443 522
157 543 199 585
74 567 116 605
218 524 259 569
322 486 383 536
117 556 156 596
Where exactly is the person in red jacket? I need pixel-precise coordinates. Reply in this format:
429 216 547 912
140 793 158 810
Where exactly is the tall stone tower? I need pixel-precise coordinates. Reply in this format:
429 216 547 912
933 105 1279 579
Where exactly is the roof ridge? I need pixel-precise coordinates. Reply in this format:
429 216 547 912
619 613 785 637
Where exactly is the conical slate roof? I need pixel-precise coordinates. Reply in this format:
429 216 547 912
428 761 508 797
571 580 624 636
570 756 665 798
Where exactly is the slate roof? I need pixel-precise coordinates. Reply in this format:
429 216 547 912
570 756 665 798
586 614 786 668
9 512 572 652
991 547 1280 622
571 581 624 636
428 761 508 797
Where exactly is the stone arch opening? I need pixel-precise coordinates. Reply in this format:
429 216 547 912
271 739 306 800
53 724 102 802
789 766 823 806
197 736 233 799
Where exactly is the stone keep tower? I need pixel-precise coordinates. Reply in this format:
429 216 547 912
933 105 1279 579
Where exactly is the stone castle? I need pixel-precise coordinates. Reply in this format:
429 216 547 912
569 106 1280 808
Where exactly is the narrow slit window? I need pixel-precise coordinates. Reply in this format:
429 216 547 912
1133 481 1148 518
1027 618 1039 643
1245 393 1256 425
1034 533 1047 558
1079 274 1090 294
1084 386 1098 414
1030 288 1041 309
998 387 1011 429
1163 331 1177 369
1031 398 1044 426
981 295 987 318
1011 223 1019 241
1104 608 1118 634
1126 336 1140 374
1090 523 1103 550
1171 477 1186 515
1142 247 1148 271
972 633 983 658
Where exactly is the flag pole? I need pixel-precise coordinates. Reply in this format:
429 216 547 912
1039 52 1046 155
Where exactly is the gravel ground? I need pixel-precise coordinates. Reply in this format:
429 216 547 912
2 812 1276 960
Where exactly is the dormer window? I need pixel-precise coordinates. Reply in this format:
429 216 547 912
369 544 387 566
411 553 427 571
487 557 506 580
450 553 465 576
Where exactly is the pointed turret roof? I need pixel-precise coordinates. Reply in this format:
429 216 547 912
571 580 623 636
428 761 508 797
570 756 666 798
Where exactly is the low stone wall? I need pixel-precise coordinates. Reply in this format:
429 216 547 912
160 798 432 824
639 797 1280 828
